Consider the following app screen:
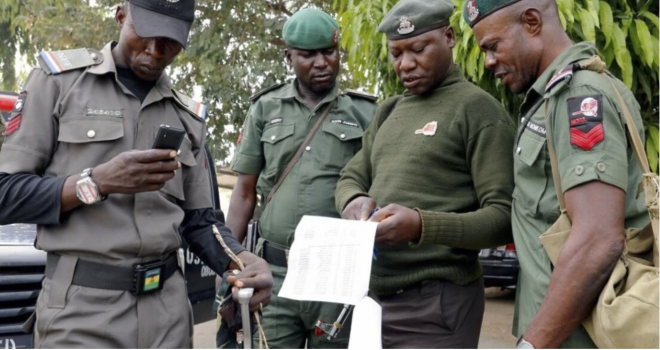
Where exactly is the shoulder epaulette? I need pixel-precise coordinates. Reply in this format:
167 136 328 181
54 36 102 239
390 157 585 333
37 48 103 75
249 83 286 102
545 56 607 95
172 89 207 121
342 89 378 102
545 65 575 93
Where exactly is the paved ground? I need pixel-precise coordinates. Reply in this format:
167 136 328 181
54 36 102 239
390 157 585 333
193 287 516 349
478 288 517 348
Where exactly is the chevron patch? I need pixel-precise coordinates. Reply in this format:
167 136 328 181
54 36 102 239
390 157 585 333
568 94 604 150
570 124 604 151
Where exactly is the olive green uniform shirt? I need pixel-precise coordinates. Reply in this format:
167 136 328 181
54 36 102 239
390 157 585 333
512 42 648 348
231 81 377 247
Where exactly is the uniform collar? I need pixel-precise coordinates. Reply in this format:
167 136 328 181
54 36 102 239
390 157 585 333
274 79 338 100
529 42 598 98
88 42 175 100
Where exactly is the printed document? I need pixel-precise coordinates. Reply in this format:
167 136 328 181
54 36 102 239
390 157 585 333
278 215 377 305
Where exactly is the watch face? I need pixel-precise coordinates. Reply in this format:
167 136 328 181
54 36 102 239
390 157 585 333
76 177 99 204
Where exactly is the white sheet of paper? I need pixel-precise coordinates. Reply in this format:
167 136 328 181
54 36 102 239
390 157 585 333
348 297 382 349
278 215 377 305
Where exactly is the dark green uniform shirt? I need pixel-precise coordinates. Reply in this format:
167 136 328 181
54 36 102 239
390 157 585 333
512 42 649 348
336 67 515 295
231 81 377 247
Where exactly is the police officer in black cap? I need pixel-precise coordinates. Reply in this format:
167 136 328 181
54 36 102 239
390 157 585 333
0 0 273 347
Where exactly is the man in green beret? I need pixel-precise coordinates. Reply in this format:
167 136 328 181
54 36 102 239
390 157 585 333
465 0 649 348
226 7 377 349
335 0 515 347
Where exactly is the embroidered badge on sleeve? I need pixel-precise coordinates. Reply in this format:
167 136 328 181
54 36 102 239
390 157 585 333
5 91 26 136
567 94 604 151
4 114 22 136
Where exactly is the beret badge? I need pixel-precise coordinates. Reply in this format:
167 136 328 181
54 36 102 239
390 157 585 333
467 0 480 22
397 16 415 35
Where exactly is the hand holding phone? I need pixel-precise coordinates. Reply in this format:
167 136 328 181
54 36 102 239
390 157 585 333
152 124 186 151
89 125 186 196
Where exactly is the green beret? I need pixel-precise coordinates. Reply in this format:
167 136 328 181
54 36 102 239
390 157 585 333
378 0 454 40
462 0 522 27
282 8 340 50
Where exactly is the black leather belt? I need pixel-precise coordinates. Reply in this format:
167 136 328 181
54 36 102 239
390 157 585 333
45 253 179 294
261 241 288 267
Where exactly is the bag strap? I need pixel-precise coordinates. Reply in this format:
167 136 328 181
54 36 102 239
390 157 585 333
603 76 651 174
544 101 568 211
265 99 337 205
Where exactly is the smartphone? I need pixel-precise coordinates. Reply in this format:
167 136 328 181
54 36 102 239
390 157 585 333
152 124 186 150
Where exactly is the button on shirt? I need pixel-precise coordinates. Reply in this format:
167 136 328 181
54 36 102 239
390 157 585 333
231 81 376 247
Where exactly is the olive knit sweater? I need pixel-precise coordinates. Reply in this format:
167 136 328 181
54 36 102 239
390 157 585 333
335 67 516 295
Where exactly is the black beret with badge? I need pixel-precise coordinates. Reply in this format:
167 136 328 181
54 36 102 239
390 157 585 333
378 0 455 40
462 0 523 27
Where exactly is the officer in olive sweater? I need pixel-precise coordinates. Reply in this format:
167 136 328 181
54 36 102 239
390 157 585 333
335 0 515 348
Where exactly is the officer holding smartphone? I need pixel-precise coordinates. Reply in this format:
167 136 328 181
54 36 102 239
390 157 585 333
0 0 272 348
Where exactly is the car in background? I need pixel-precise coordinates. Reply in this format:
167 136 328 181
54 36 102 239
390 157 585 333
0 91 220 349
479 243 519 289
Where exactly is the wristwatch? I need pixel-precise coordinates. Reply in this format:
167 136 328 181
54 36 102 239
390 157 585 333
76 167 107 204
517 336 535 349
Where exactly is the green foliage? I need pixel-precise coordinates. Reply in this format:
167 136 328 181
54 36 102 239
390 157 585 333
335 0 659 172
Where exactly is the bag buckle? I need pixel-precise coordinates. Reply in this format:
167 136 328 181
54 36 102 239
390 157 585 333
133 260 166 295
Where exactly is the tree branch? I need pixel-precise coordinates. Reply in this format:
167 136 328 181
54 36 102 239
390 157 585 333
265 1 292 17
269 37 286 47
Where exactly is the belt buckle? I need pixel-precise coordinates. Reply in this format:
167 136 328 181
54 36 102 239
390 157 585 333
133 260 166 295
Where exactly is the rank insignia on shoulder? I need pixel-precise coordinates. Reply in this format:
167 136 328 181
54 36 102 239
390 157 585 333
38 48 103 75
172 90 206 121
342 89 378 102
545 66 574 93
567 94 604 151
249 83 286 102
